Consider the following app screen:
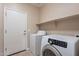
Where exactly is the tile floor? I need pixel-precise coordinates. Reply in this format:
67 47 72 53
12 51 33 56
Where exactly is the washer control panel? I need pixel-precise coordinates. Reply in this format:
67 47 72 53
48 38 67 48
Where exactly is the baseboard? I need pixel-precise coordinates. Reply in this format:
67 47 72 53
8 50 26 56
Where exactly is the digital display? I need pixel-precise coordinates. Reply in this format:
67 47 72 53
48 38 67 48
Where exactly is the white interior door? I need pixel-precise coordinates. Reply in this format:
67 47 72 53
4 9 27 55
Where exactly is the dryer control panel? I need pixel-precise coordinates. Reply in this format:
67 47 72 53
48 38 67 48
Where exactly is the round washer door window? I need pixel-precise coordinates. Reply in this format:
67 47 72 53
42 44 62 56
43 49 56 56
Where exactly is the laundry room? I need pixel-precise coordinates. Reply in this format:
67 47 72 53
0 3 79 56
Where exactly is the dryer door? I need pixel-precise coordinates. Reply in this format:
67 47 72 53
42 44 62 56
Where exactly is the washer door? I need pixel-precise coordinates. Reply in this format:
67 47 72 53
42 44 62 56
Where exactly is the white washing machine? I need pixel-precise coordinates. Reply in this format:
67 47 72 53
41 34 79 56
30 31 46 56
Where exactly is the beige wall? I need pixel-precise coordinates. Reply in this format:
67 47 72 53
39 3 79 36
40 3 79 23
0 4 4 55
0 3 40 55
39 14 79 36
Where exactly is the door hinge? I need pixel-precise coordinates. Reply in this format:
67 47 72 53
5 30 7 34
5 48 7 51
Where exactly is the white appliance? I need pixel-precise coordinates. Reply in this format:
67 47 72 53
41 34 79 56
30 31 46 56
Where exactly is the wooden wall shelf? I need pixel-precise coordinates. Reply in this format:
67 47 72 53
37 14 79 25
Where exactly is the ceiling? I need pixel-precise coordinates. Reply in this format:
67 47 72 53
30 3 45 7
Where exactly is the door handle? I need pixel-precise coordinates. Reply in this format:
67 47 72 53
24 30 26 35
24 33 26 35
24 30 26 32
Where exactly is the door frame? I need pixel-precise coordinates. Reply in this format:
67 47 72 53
3 8 28 55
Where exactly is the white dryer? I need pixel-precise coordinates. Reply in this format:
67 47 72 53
41 34 79 56
30 31 46 56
